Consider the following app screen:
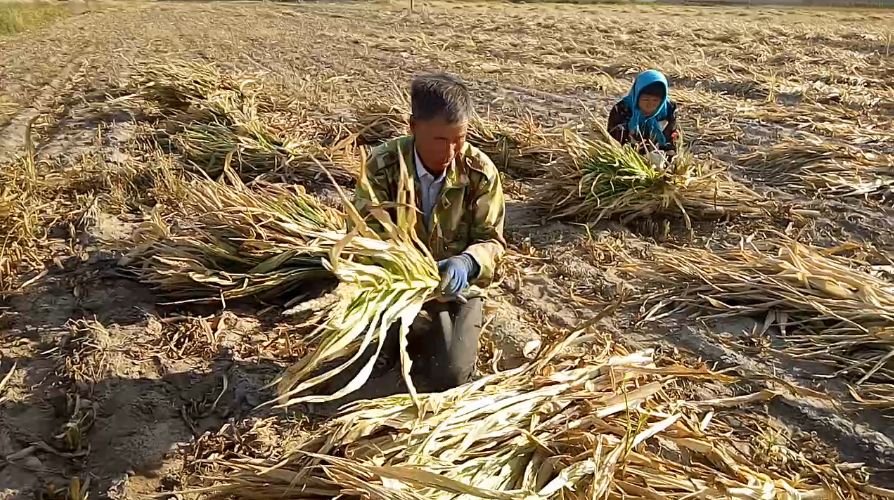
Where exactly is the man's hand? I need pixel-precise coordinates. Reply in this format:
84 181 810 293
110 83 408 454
437 254 478 297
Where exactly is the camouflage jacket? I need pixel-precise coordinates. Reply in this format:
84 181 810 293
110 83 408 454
353 135 506 285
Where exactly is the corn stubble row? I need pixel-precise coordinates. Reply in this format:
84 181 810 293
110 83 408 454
182 329 887 499
619 238 894 404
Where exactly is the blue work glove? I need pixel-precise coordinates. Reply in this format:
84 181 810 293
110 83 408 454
437 254 479 297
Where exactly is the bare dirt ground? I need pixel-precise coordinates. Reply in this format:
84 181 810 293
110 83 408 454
1 0 893 498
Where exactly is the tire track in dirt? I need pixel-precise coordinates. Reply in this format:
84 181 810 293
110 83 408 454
0 58 85 161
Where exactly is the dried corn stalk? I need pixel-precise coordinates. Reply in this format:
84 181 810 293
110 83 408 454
129 147 440 405
742 138 894 198
545 126 766 228
130 58 268 112
133 60 353 184
0 185 42 291
0 126 49 293
189 328 884 499
272 144 440 407
125 165 345 303
623 239 894 390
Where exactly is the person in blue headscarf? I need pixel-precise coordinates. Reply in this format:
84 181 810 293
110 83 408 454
608 70 680 156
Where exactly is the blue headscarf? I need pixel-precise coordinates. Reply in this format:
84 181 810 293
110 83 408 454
621 70 670 146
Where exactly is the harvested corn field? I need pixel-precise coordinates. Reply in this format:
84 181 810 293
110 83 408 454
1 0 893 498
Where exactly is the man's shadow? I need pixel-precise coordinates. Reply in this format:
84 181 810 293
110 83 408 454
0 350 286 498
0 254 326 498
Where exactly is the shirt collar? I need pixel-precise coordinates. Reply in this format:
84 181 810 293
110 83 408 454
414 148 448 183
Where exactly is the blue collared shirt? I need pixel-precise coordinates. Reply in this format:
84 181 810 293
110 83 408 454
414 149 448 227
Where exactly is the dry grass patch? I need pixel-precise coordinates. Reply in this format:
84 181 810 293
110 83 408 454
0 3 68 36
742 137 894 199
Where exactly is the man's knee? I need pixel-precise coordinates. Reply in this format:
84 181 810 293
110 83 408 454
432 360 475 391
423 297 483 391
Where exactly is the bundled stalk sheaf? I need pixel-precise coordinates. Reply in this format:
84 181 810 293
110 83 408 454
468 114 561 178
128 148 440 404
623 238 894 398
545 126 765 228
129 59 264 111
741 138 894 198
133 60 352 184
126 164 344 302
272 147 441 408
186 328 884 499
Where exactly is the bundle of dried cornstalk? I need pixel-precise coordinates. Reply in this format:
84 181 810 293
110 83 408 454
469 114 562 178
180 328 885 499
125 165 345 303
741 138 894 198
127 150 440 405
544 127 766 228
128 59 268 112
133 60 353 184
622 238 894 394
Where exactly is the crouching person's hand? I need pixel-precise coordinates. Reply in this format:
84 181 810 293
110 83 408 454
437 254 479 298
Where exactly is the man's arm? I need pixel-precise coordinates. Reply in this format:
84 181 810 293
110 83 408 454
462 164 506 285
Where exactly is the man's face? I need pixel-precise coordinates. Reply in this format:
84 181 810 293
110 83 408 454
410 117 468 174
638 94 662 116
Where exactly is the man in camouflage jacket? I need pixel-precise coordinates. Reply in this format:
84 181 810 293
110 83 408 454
353 73 506 392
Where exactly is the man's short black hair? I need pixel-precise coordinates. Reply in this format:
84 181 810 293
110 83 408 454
410 73 473 124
